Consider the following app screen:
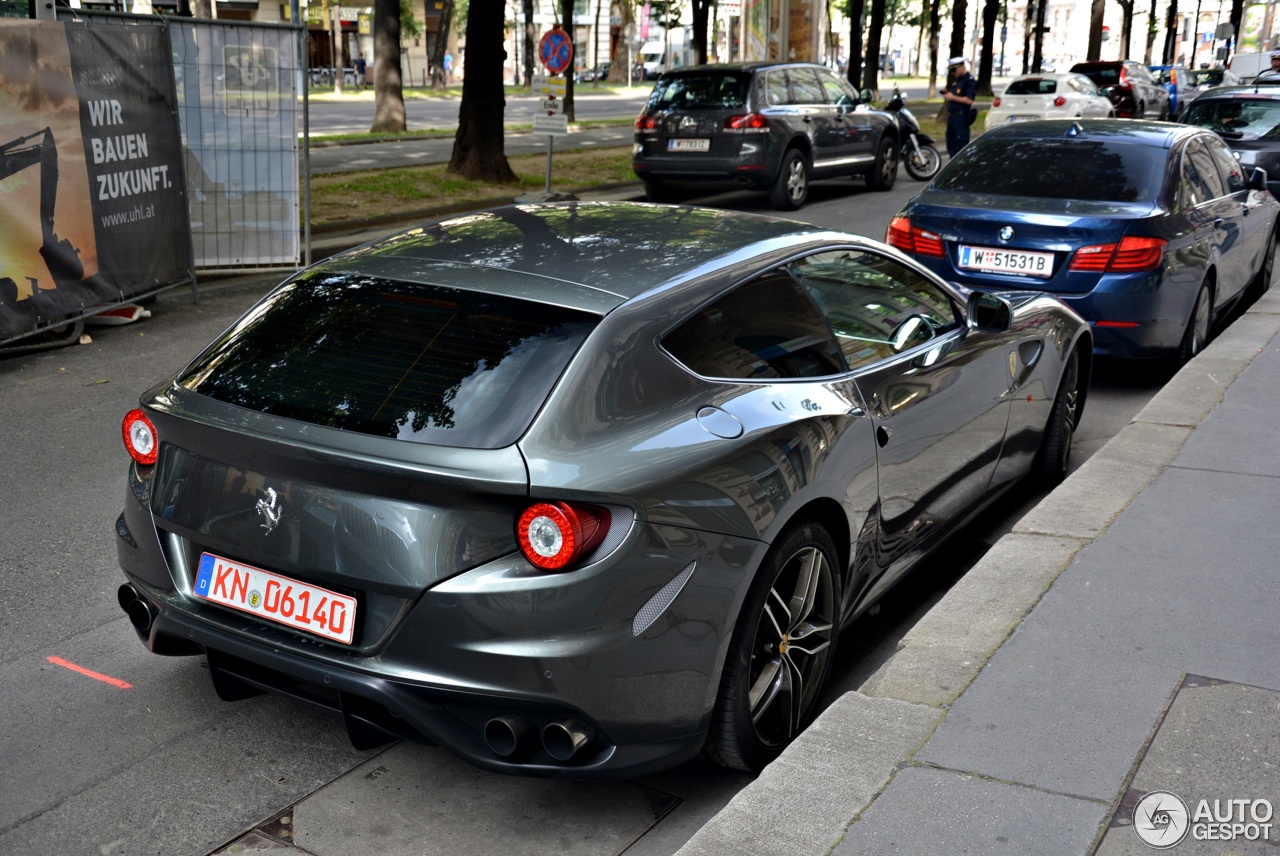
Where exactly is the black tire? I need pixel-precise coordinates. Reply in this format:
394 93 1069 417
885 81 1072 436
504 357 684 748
903 144 941 181
1177 281 1213 366
867 137 899 191
1137 101 1147 119
768 148 809 210
1249 228 1276 298
643 178 681 204
706 521 841 773
1034 347 1081 485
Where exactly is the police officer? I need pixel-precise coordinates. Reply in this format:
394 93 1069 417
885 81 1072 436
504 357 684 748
943 56 978 156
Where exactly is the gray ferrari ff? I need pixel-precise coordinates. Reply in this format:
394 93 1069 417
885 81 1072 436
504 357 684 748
116 202 1091 779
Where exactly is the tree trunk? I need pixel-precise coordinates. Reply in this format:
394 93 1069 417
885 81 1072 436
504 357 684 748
1032 0 1047 70
429 0 454 90
1144 0 1158 63
1085 0 1105 60
692 0 712 64
948 0 967 60
1022 0 1034 72
1162 0 1178 63
371 0 407 132
927 0 942 96
523 0 535 87
846 0 864 91
330 1 344 95
1230 0 1244 57
447 0 518 181
560 0 576 121
864 0 886 94
977 0 999 95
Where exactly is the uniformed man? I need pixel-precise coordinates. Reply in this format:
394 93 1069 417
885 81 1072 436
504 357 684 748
943 56 978 156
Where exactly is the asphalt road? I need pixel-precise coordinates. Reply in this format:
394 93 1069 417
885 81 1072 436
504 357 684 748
0 177 1174 856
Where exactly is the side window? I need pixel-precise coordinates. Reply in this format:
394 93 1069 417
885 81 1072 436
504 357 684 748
788 250 962 371
1187 139 1227 200
1204 135 1248 194
662 270 846 380
764 71 789 106
786 67 825 105
819 70 853 106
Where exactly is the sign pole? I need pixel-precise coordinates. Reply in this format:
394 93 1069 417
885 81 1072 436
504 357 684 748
516 34 577 204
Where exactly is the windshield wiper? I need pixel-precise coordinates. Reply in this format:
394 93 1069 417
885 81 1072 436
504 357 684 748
1215 129 1245 139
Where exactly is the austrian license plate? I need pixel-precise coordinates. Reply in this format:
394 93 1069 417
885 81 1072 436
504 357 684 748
195 552 357 644
958 244 1055 278
668 138 710 152
1006 115 1037 123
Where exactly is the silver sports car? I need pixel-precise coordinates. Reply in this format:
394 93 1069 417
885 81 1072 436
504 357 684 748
116 202 1091 778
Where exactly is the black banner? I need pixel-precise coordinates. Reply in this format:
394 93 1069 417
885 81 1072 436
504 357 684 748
0 20 192 343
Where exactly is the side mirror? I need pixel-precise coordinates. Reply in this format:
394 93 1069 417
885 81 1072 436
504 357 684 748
860 88 875 103
1248 166 1269 192
967 292 1012 332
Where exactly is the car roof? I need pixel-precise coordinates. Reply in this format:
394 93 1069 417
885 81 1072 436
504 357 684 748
660 61 831 76
980 118 1201 147
1190 83 1280 99
310 202 845 314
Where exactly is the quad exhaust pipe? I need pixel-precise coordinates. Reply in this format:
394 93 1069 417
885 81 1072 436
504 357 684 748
117 583 157 633
483 714 596 762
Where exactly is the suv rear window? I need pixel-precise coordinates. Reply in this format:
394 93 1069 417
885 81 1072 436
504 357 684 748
1182 97 1280 140
647 72 753 110
1005 78 1058 95
1074 65 1120 85
179 273 599 449
935 137 1165 202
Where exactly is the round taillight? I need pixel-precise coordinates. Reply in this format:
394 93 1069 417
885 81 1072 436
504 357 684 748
122 408 158 466
1054 95 1067 107
993 96 1002 108
517 502 606 571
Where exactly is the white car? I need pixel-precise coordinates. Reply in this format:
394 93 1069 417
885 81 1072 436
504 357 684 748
985 73 1114 131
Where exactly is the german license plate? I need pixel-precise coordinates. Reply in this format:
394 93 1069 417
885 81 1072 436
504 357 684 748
958 244 1054 278
668 138 710 152
194 552 356 644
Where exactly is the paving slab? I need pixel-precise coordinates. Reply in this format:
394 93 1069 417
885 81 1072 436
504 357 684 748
831 766 1107 855
1096 676 1280 856
674 694 942 856
917 466 1280 803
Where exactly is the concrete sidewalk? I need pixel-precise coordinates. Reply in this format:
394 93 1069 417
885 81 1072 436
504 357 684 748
678 290 1280 853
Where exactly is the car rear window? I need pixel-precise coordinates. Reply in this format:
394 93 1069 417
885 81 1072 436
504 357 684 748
647 72 753 110
1182 97 1280 140
1005 78 1058 95
179 273 599 449
1074 66 1120 85
934 137 1166 202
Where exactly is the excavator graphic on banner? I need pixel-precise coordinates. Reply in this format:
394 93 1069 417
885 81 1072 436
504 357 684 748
0 127 103 351
0 127 87 299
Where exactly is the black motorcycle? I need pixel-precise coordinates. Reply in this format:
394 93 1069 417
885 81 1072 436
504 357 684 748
885 89 942 181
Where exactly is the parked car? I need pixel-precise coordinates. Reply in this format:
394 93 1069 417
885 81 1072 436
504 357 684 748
1069 60 1170 119
1148 64 1189 117
1227 51 1270 82
632 62 899 210
1186 67 1240 90
889 119 1278 361
985 72 1114 130
115 201 1091 779
1180 84 1280 197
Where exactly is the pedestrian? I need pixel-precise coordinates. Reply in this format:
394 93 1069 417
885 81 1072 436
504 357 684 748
1270 49 1280 74
354 53 367 92
443 51 453 84
943 56 977 157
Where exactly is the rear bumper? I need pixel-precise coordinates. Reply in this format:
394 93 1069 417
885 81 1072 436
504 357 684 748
120 579 706 778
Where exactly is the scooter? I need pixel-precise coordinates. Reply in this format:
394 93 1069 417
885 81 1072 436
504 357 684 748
885 89 942 181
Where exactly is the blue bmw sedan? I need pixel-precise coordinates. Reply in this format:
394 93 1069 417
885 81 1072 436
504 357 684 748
889 119 1278 361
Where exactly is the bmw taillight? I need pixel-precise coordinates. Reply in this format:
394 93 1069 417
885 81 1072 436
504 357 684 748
886 216 945 257
122 408 158 466
1068 236 1166 272
1053 95 1066 107
725 113 769 131
517 502 608 571
635 114 658 131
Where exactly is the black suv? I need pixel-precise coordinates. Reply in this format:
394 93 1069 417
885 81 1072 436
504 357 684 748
1180 84 1280 196
632 62 899 210
1069 60 1171 119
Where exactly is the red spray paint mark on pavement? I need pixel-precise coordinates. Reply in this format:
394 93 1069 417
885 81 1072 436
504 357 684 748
47 656 133 689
